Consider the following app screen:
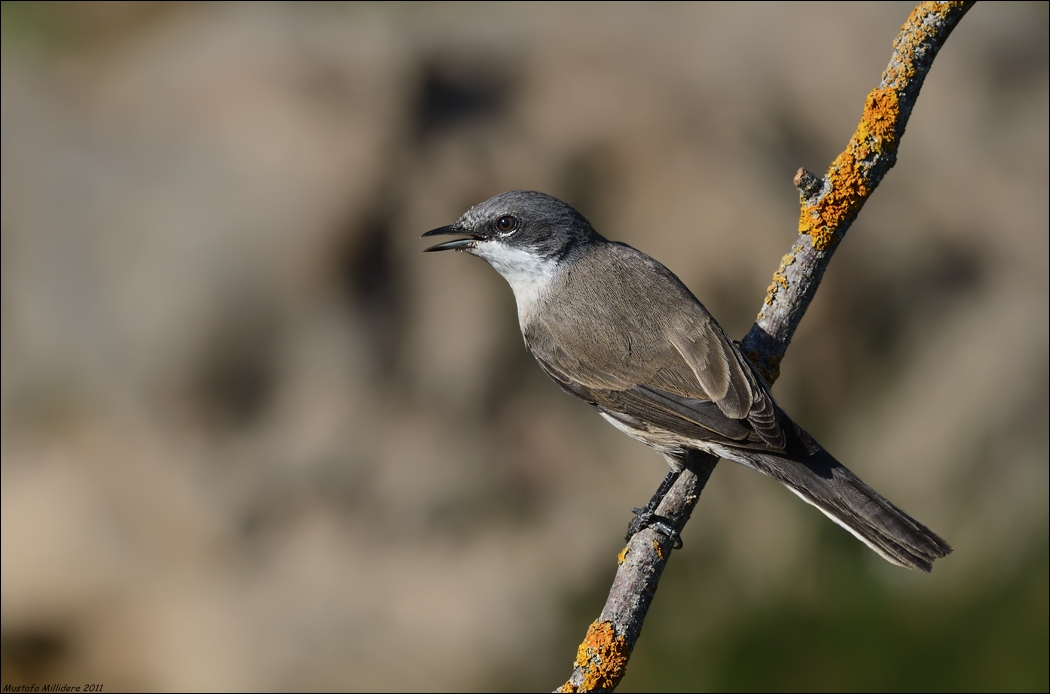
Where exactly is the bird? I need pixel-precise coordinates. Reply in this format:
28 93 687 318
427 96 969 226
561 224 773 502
422 190 952 572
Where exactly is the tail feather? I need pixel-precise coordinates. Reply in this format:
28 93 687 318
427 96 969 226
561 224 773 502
746 449 952 572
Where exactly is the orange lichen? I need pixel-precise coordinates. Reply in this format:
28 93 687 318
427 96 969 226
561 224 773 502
797 1 969 251
886 2 967 87
652 539 664 560
617 546 630 565
559 620 630 693
799 86 899 250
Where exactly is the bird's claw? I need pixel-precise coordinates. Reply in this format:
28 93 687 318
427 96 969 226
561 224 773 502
625 508 683 549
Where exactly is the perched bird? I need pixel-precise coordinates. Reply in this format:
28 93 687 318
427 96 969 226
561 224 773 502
423 190 951 571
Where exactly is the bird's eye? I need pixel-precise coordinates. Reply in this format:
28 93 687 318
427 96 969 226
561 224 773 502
496 216 518 234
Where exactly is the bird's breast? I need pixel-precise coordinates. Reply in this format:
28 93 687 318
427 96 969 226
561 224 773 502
472 242 563 330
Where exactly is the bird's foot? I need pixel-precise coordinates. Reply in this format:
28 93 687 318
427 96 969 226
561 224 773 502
626 507 683 549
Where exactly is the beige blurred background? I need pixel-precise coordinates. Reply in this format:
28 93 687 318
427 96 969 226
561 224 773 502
1 2 1046 691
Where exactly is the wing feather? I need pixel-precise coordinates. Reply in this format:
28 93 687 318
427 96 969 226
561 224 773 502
524 243 786 452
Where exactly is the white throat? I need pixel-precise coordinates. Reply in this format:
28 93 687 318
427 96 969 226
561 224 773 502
470 241 561 327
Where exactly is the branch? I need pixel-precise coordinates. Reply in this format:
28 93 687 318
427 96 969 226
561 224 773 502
741 0 976 382
558 3 974 691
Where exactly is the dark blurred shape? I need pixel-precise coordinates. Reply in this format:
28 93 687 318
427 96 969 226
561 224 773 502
340 207 396 310
0 628 70 683
192 299 281 430
334 198 406 378
413 55 514 141
914 234 986 298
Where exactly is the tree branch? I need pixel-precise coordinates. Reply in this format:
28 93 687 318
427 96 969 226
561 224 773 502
558 3 974 691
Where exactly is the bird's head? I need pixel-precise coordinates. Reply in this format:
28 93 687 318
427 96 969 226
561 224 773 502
422 191 601 270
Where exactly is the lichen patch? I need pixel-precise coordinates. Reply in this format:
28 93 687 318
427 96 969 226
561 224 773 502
559 620 630 692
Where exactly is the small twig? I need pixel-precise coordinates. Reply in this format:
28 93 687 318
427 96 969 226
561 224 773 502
558 3 974 691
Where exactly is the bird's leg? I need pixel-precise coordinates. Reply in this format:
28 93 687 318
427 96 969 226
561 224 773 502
626 468 683 548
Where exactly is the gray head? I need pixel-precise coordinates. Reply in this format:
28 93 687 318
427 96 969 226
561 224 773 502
422 190 603 261
423 191 608 322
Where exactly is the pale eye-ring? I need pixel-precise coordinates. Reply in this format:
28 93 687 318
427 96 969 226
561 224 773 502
496 215 518 234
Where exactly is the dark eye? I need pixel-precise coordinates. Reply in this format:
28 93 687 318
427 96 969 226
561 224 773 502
496 216 518 233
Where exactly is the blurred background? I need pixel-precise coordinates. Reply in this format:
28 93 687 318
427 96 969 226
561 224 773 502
1 2 1046 691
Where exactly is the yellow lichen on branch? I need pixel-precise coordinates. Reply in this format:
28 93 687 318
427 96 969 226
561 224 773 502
558 620 630 693
798 87 899 250
763 251 798 306
885 1 970 89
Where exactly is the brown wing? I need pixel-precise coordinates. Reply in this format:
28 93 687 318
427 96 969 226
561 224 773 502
525 242 785 451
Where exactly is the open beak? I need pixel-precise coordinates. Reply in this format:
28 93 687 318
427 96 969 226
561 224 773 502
421 224 479 252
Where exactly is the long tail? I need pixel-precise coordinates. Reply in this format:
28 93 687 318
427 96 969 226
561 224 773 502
742 448 952 572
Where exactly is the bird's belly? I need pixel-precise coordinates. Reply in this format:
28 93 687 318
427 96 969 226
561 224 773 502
598 411 687 458
598 410 770 475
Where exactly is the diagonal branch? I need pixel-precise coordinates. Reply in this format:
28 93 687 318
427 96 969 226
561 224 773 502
558 3 975 691
742 0 976 383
